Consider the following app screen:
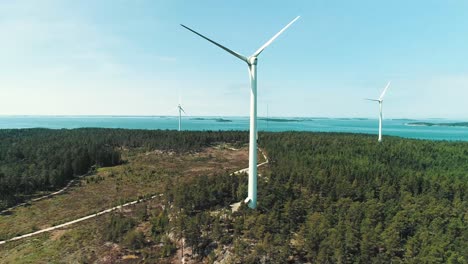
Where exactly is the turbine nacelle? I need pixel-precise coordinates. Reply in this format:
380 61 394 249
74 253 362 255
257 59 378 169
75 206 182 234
248 57 258 66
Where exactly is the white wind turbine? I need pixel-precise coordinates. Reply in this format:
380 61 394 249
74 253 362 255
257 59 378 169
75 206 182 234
181 16 300 209
177 101 186 132
366 81 391 142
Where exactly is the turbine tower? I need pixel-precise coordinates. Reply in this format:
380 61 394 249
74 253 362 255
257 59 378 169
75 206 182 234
177 103 186 131
366 81 391 142
181 16 300 209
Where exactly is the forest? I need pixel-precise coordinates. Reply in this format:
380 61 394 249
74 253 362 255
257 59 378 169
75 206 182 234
0 128 247 210
161 132 468 263
0 129 467 263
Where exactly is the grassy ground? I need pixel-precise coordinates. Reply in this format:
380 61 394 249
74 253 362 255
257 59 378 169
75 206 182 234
0 198 168 263
0 144 256 263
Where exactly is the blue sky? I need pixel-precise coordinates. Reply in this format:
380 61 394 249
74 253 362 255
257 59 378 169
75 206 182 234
1 0 468 118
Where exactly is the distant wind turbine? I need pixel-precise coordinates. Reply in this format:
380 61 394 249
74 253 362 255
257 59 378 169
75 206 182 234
366 81 391 142
181 16 300 209
177 103 186 132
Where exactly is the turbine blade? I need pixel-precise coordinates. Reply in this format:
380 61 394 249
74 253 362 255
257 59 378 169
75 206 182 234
365 98 380 102
180 107 186 115
251 16 300 58
180 24 248 63
379 81 391 100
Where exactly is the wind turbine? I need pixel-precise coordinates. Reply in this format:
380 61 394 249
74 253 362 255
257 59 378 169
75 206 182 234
366 81 391 142
177 103 186 132
181 16 300 209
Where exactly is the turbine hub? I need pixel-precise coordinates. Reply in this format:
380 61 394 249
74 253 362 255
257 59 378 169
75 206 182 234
248 57 258 65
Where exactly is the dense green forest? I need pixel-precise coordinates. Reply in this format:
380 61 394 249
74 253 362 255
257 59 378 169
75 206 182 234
1 129 467 263
160 132 468 263
0 129 247 210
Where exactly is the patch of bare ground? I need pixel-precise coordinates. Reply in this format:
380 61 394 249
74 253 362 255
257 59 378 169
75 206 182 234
50 229 67 241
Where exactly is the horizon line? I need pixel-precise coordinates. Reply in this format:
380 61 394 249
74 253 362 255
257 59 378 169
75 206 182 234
0 115 457 120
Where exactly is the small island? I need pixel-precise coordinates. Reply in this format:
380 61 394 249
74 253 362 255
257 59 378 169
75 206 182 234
258 118 302 122
407 122 468 127
214 118 232 122
190 117 232 122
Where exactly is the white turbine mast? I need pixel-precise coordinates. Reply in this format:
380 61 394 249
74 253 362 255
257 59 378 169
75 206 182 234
181 16 300 209
365 81 391 142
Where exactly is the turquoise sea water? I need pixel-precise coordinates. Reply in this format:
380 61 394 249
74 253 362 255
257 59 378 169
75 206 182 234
0 116 467 141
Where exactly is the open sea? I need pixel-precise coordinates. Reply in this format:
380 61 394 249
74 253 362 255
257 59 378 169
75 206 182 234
0 116 467 141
